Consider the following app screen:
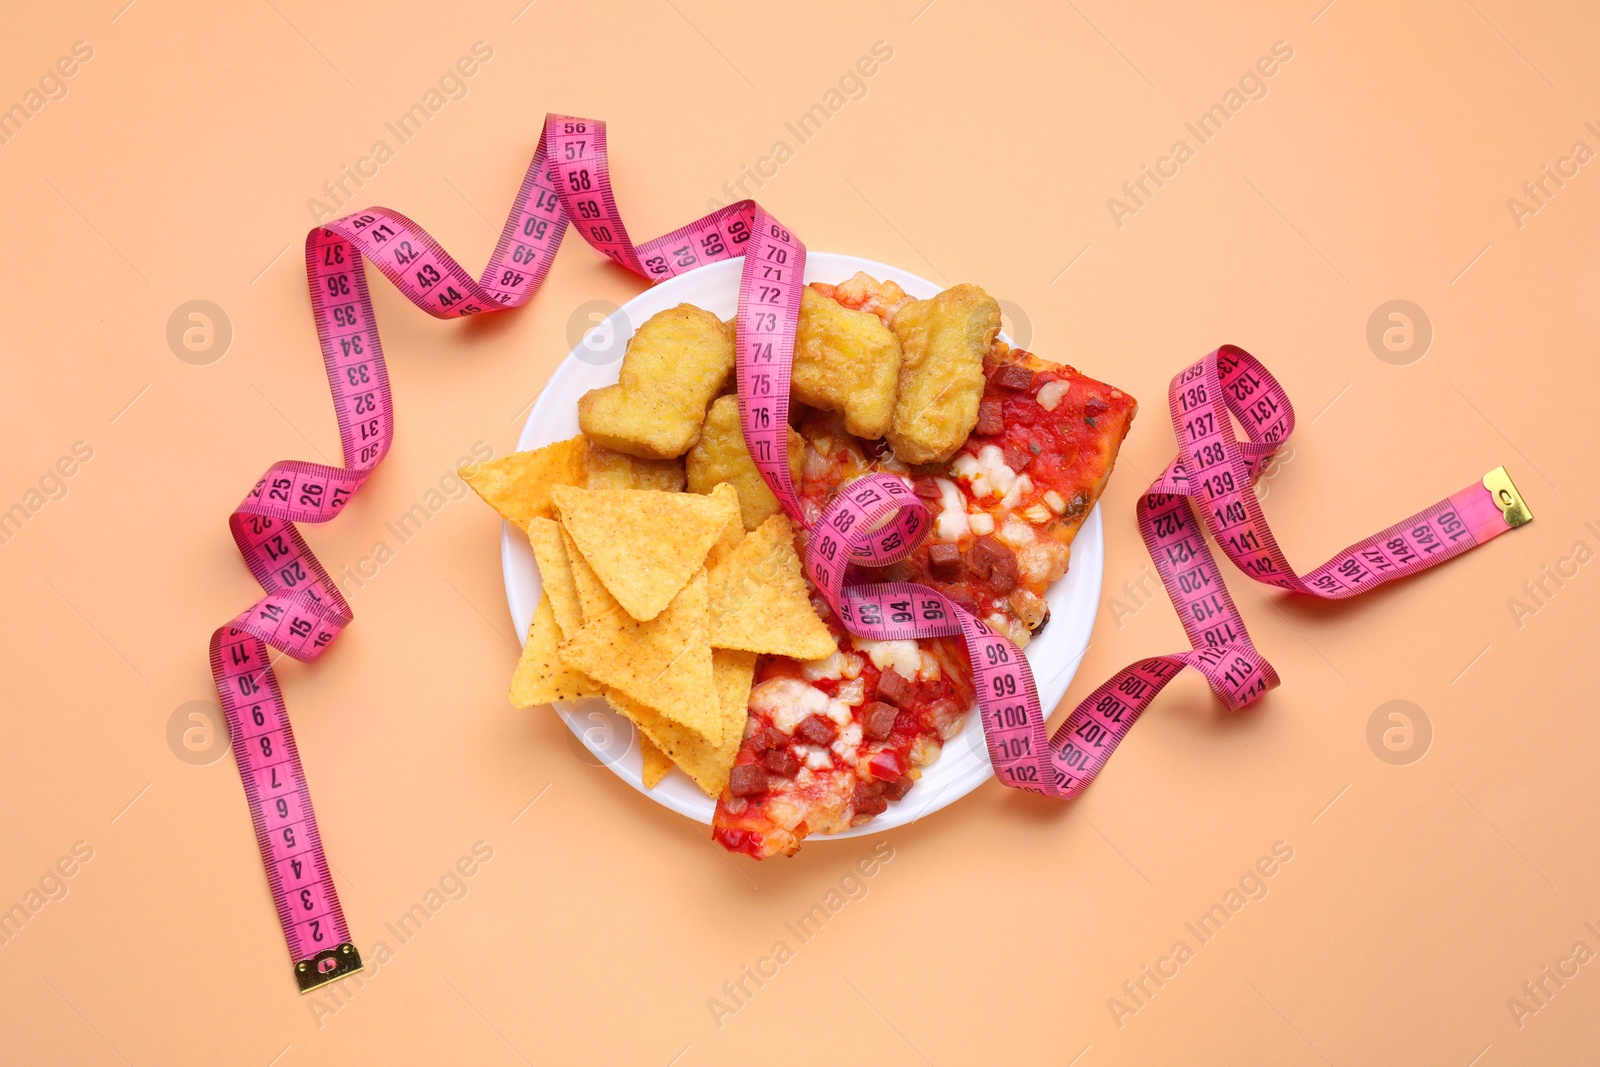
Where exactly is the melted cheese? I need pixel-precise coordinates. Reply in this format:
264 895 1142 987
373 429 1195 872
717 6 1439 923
797 744 833 770
800 652 843 681
953 446 1018 502
749 678 831 734
831 722 863 765
999 472 1033 510
933 477 968 542
836 676 867 706
1036 379 1071 411
853 637 921 678
997 517 1035 549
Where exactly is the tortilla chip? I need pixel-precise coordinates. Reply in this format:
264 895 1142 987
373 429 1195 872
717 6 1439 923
707 514 836 659
527 518 582 637
712 648 758 754
610 649 756 797
552 485 738 622
640 736 673 788
558 570 720 743
705 482 746 570
560 525 623 624
510 593 601 707
462 436 587 529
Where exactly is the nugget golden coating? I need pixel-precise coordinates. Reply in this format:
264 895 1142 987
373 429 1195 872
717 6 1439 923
886 284 1000 464
791 286 902 440
577 304 735 459
687 394 804 529
583 443 685 491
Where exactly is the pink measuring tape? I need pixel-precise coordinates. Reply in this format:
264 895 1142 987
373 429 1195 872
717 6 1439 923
212 114 1531 991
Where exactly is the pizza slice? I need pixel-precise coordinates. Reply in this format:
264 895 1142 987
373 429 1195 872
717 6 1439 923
712 279 1136 857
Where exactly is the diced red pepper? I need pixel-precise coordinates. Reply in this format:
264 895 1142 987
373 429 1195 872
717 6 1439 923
868 749 906 782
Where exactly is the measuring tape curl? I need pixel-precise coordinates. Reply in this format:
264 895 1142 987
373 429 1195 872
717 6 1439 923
732 228 1533 800
213 114 781 992
1030 345 1532 794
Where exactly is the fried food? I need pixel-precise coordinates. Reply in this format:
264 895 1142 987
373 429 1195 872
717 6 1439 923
551 483 739 622
510 593 600 706
584 443 685 491
557 570 720 743
791 285 902 439
612 648 756 796
460 435 587 530
886 284 1000 464
686 394 804 529
578 304 735 459
707 513 836 660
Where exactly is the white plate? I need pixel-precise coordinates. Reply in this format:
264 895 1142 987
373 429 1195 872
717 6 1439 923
502 252 1104 837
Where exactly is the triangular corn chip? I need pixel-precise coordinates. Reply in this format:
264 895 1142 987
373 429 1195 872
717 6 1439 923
560 525 623 624
705 482 747 571
552 485 738 622
558 570 719 742
527 518 583 638
612 649 756 796
707 514 836 659
510 593 601 707
462 436 587 530
640 736 674 788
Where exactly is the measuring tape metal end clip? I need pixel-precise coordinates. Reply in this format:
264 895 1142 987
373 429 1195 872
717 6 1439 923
1483 465 1533 527
294 943 363 994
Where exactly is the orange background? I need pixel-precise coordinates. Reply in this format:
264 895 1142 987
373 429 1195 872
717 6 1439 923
2 1 1597 1063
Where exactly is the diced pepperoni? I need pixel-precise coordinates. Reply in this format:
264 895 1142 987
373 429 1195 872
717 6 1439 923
852 782 888 818
989 551 1018 594
968 536 1009 579
794 714 837 746
883 776 915 801
1002 443 1033 472
912 476 943 500
993 363 1035 392
1084 395 1110 417
928 542 963 581
975 397 1004 436
862 701 900 741
946 586 978 616
753 727 787 754
729 764 768 797
969 535 1018 594
762 749 801 777
874 668 917 709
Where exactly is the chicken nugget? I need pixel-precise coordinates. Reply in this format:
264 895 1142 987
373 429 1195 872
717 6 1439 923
686 394 803 529
886 284 1000 464
578 304 734 459
791 286 902 439
583 442 686 491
